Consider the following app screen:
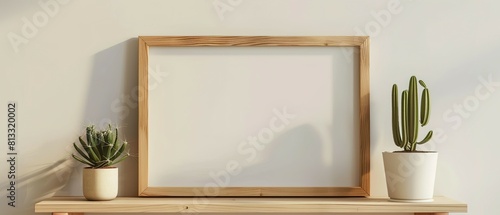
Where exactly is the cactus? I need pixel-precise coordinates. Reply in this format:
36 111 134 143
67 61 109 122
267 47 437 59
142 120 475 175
392 76 433 151
72 124 129 168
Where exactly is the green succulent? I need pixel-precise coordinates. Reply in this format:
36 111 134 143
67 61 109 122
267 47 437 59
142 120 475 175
72 124 129 168
392 76 433 151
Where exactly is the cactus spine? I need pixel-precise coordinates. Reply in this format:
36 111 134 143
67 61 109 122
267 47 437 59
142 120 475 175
392 76 433 151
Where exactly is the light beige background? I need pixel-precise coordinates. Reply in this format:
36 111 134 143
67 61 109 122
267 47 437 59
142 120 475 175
0 0 498 214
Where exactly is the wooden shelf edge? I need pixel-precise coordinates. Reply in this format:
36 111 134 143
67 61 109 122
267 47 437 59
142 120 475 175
35 196 467 214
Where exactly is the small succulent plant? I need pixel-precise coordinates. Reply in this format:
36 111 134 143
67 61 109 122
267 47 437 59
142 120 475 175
392 76 433 151
72 124 129 168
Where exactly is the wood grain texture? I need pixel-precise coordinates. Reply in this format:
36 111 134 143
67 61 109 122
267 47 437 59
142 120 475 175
139 36 369 47
138 37 149 196
35 196 467 214
359 37 370 196
137 36 370 197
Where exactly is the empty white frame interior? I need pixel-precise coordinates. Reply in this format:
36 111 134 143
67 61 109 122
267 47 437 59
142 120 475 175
147 46 360 188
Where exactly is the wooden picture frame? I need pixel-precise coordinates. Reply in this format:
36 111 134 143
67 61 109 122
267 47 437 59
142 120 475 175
138 36 370 197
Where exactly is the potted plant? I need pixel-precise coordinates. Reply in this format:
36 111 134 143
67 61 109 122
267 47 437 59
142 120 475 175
72 124 129 200
383 76 437 202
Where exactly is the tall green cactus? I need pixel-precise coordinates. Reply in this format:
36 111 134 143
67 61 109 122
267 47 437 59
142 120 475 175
72 124 129 168
392 76 433 151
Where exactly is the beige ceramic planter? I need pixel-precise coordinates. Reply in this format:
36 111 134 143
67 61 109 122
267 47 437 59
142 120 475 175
383 151 438 202
83 167 118 201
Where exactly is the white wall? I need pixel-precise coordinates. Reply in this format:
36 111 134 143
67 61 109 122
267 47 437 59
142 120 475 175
1 0 499 214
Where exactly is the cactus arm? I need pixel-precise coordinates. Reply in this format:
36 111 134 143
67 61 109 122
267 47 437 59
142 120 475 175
109 153 129 166
110 141 128 161
105 143 113 160
73 142 93 164
86 127 93 145
106 129 115 146
421 88 430 126
88 145 102 163
418 79 427 88
98 138 109 159
97 132 105 159
113 128 120 151
408 76 419 145
417 130 433 144
107 124 113 139
410 142 417 151
392 85 403 147
103 130 114 160
86 126 94 146
72 154 95 166
105 125 116 147
77 137 93 161
86 127 101 160
94 160 109 168
400 90 409 150
108 128 121 159
79 136 99 162
109 143 119 159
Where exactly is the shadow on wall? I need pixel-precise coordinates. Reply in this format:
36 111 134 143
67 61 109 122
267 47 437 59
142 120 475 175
0 38 139 215
13 39 140 215
234 124 360 187
0 158 75 215
80 38 139 197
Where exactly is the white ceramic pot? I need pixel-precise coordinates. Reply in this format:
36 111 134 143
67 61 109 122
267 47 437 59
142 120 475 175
382 151 438 202
83 167 118 201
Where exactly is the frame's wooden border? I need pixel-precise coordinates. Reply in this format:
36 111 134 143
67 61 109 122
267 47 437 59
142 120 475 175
138 36 370 197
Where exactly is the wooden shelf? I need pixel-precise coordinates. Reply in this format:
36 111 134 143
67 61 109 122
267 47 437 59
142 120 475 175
35 196 466 215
